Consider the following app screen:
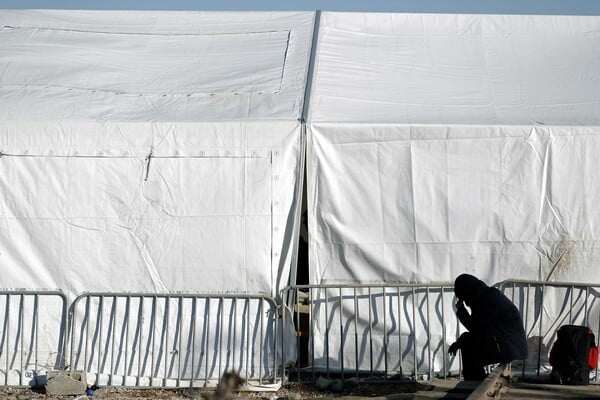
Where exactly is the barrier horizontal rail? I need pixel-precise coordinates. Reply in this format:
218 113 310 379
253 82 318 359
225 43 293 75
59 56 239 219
496 280 600 383
281 283 459 383
68 292 280 388
0 289 67 387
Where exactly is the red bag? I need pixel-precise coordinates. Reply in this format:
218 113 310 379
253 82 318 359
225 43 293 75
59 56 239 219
589 343 598 370
549 325 597 385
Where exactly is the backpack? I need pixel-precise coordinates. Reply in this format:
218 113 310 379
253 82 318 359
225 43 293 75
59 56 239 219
549 325 598 385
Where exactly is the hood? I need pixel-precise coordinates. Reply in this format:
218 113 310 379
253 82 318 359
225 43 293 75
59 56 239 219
454 273 489 305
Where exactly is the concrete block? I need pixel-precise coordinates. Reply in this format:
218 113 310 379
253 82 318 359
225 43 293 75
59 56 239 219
45 370 87 396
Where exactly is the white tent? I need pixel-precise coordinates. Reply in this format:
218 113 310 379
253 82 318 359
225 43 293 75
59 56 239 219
2 9 600 385
0 10 314 299
305 12 600 376
0 10 314 386
307 12 600 286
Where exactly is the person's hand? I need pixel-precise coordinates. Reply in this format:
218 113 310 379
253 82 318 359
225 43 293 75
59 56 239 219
448 341 460 356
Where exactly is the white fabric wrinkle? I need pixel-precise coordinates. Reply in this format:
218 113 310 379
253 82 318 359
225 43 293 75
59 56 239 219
116 222 168 292
143 165 178 218
113 124 139 155
60 218 105 232
152 123 175 152
538 137 567 234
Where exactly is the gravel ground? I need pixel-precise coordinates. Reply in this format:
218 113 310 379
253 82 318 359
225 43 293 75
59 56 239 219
0 380 429 400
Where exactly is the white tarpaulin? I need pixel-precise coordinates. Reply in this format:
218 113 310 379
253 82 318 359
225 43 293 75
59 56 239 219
306 12 600 376
0 10 314 385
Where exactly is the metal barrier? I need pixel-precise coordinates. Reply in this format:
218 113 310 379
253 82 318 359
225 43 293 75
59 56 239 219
68 292 281 388
0 290 67 387
496 280 600 382
2 281 598 388
281 283 459 383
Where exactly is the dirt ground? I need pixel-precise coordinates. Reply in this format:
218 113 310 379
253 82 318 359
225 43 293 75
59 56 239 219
0 381 430 400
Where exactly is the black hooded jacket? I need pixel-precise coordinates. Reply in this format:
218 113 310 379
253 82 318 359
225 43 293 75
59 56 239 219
455 274 528 362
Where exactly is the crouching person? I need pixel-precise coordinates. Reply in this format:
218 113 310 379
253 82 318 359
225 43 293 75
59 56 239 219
448 274 527 380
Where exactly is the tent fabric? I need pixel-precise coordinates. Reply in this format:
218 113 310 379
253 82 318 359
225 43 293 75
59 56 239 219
0 10 315 300
0 10 315 122
307 13 600 286
2 9 600 382
307 13 600 125
306 12 600 376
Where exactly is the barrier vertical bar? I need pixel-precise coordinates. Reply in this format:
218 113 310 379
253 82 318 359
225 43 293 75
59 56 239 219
246 298 250 380
294 289 300 382
233 297 237 379
34 294 39 385
426 287 432 380
383 287 388 378
412 287 417 380
538 284 544 376
397 286 402 377
177 296 183 387
219 297 224 380
190 297 197 385
569 285 574 324
163 297 169 387
259 299 264 385
325 289 330 377
98 295 104 386
5 295 10 386
354 287 359 377
339 287 344 379
368 287 373 378
585 286 589 328
441 286 447 379
150 296 156 385
205 298 210 385
109 296 116 386
124 296 130 386
18 294 24 386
